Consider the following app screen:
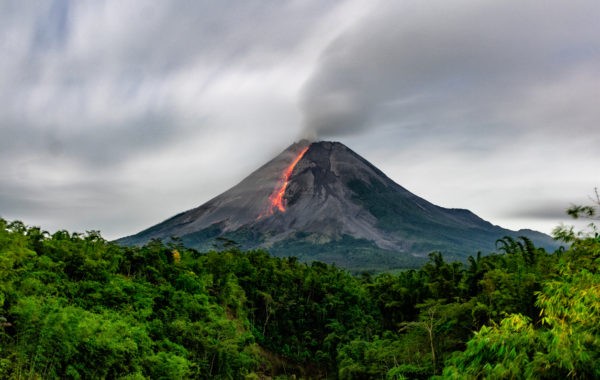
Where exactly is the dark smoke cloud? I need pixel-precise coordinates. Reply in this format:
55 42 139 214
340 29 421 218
300 0 600 140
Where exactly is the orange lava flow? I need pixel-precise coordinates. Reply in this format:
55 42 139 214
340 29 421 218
265 146 309 216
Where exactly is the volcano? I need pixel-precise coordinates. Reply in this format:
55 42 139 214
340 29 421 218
118 141 556 270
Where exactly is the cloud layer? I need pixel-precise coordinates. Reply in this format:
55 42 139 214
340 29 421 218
1 0 599 239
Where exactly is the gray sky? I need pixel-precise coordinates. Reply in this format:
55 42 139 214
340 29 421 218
1 0 598 240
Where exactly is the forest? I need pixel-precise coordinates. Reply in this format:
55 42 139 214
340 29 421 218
0 209 599 379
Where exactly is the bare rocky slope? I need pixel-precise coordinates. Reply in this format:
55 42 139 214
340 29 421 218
118 141 557 270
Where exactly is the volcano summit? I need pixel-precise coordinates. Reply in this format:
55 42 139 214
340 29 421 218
118 141 555 270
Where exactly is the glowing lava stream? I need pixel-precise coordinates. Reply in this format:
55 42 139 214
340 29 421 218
263 146 309 217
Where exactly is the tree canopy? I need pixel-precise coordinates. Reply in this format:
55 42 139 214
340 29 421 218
0 209 598 378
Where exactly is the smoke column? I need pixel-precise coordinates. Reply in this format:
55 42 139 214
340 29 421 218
299 0 600 140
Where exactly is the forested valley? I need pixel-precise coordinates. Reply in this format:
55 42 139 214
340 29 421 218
0 214 599 379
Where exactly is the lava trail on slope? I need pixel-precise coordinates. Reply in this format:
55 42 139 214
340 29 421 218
260 145 310 218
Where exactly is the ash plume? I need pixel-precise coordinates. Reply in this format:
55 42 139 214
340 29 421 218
299 0 600 140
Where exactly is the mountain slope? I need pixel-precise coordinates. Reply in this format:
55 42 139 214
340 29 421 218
118 141 557 270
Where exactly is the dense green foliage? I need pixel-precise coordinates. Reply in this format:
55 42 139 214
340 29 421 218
1 214 598 378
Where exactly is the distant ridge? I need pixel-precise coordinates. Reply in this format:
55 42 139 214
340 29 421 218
118 141 557 270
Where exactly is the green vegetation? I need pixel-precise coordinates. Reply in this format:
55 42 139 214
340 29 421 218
0 197 598 378
269 233 428 271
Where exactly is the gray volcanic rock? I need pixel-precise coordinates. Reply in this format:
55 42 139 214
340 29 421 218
118 141 557 270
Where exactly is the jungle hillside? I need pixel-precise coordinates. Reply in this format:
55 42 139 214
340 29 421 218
0 201 599 378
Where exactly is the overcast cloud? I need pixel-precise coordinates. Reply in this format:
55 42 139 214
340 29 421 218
1 0 598 239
